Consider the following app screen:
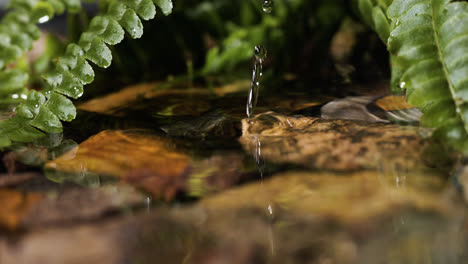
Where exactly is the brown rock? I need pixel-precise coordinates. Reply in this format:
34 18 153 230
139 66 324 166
45 130 191 200
0 167 464 264
199 170 454 226
0 173 39 188
321 96 388 123
77 80 250 117
45 130 253 200
0 190 42 230
22 185 144 227
240 112 433 171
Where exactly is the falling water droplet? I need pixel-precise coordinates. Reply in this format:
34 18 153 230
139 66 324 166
262 0 274 13
268 204 273 215
255 45 268 62
146 196 152 212
246 45 267 120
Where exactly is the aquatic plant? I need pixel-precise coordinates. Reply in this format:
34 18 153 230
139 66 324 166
356 0 468 153
0 0 172 147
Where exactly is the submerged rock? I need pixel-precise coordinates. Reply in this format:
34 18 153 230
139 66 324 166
200 170 456 225
161 112 239 139
321 95 422 124
77 81 250 117
0 173 40 188
240 112 434 171
321 96 388 123
1 170 465 264
45 130 254 200
0 190 43 230
22 185 145 227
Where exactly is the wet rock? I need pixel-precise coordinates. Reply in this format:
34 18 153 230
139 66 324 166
321 95 422 125
78 83 208 116
45 130 254 200
1 170 465 264
372 95 422 124
240 112 433 171
0 190 42 230
77 80 250 117
0 173 40 188
193 170 466 263
45 130 191 200
0 218 125 264
161 112 239 139
22 185 144 227
200 170 456 226
321 96 388 123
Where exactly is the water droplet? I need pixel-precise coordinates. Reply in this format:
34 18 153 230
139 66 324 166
400 81 406 89
20 94 28 99
262 0 273 13
396 19 400 26
146 196 152 212
38 15 50 24
268 204 273 215
34 104 39 108
255 45 268 62
11 94 19 99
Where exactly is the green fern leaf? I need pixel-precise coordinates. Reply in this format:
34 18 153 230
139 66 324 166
46 92 76 122
154 0 173 16
84 38 113 68
120 9 144 39
356 0 391 41
0 0 174 149
0 69 28 96
388 0 468 151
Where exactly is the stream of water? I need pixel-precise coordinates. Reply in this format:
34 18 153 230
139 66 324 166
246 0 273 121
246 45 267 121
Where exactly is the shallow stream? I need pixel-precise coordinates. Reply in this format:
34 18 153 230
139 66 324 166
0 79 467 263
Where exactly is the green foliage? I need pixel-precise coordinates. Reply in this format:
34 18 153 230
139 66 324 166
0 0 173 148
355 0 392 42
353 0 468 153
386 0 468 153
198 0 346 77
0 0 83 100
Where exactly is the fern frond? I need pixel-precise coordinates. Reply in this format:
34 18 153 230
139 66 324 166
355 0 392 42
0 0 173 148
388 0 468 151
0 0 83 98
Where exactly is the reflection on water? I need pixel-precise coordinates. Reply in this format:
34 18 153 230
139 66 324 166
253 134 276 257
3 85 468 263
